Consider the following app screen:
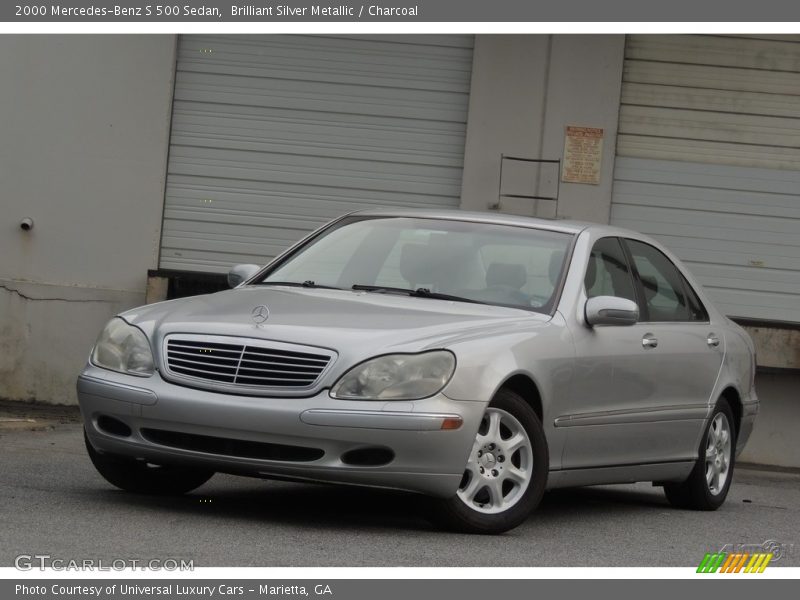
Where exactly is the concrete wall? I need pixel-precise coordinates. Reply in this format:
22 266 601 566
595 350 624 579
459 36 551 214
460 35 625 224
0 35 177 404
740 372 800 468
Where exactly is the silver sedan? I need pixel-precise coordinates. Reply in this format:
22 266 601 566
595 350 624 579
78 209 758 533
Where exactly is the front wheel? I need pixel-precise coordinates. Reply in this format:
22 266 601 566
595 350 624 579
429 389 548 534
664 399 736 510
85 431 214 495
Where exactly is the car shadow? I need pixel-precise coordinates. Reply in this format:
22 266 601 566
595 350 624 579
539 485 670 513
89 476 438 532
85 474 672 533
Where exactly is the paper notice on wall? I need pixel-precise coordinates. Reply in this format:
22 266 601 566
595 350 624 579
561 126 604 185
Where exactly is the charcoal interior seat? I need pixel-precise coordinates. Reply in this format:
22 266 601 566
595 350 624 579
399 244 437 288
484 263 529 306
640 274 675 320
640 275 659 304
399 243 471 291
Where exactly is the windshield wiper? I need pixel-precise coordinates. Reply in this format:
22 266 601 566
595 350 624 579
254 280 343 290
352 284 488 305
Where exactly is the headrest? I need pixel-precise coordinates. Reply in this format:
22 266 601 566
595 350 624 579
399 244 436 285
548 250 566 286
486 263 527 289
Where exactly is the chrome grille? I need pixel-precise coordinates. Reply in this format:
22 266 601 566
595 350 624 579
163 336 334 392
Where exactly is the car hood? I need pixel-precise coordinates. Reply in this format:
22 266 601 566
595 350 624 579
123 286 550 356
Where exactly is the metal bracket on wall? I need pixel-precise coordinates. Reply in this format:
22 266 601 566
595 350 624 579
490 154 560 217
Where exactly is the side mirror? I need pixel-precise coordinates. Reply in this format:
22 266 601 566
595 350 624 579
227 264 260 288
585 296 639 327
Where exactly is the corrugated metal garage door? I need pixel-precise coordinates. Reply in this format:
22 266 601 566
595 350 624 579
611 35 800 323
159 35 474 273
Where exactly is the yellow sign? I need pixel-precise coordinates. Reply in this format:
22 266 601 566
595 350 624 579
562 126 604 185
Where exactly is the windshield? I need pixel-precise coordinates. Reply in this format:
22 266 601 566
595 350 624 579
256 217 573 313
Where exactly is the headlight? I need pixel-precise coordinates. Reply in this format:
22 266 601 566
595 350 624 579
91 318 154 377
330 351 455 400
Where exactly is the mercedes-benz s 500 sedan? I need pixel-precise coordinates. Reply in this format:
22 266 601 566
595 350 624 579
78 210 758 533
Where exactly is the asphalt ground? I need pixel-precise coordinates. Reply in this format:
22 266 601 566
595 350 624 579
1 409 797 568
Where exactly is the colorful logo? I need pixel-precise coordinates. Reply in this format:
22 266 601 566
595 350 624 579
697 552 773 573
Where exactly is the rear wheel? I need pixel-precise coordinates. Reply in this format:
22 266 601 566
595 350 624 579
85 430 214 495
664 399 736 510
430 389 548 534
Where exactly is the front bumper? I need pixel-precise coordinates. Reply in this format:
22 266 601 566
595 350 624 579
77 366 485 498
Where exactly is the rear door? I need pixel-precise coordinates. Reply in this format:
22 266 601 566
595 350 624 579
614 239 724 460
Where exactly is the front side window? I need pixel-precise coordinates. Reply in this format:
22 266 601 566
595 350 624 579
258 217 574 313
625 239 707 322
584 237 637 304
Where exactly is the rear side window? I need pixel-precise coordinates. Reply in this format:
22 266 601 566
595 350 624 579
625 239 707 322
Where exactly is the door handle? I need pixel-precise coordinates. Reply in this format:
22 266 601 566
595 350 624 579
707 333 720 348
642 334 658 349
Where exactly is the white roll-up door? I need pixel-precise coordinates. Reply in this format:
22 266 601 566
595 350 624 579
159 35 474 273
611 35 800 323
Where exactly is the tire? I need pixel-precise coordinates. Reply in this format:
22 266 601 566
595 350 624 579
429 389 548 534
85 430 214 495
664 399 736 510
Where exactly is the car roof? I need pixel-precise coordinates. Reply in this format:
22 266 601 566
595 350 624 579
348 207 639 238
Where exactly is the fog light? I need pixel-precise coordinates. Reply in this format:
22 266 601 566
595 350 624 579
96 415 132 437
341 447 394 466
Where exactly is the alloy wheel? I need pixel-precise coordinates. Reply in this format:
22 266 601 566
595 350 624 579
456 408 533 514
705 413 732 496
